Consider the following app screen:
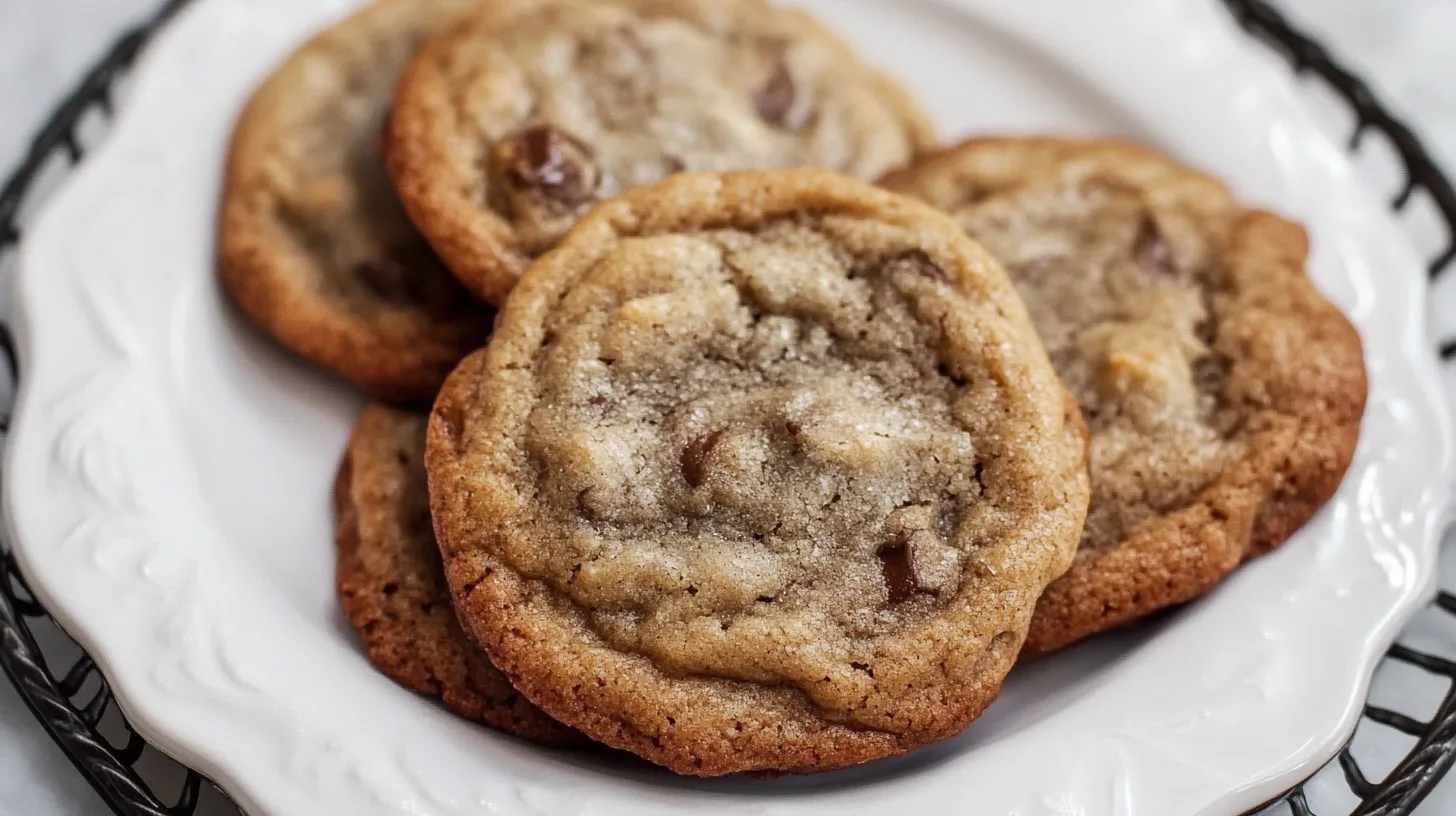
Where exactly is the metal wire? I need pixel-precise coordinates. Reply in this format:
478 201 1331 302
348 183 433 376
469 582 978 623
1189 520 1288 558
1222 0 1456 810
0 0 1453 813
0 4 213 812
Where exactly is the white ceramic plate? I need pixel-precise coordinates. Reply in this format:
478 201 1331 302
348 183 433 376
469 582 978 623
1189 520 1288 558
7 0 1453 813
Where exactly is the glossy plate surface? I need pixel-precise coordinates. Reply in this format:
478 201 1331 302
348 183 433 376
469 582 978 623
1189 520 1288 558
7 0 1453 813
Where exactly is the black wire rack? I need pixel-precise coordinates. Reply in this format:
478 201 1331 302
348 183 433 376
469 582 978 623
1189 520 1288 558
1 0 1455 814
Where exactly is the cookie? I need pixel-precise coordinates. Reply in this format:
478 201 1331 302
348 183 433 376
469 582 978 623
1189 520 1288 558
386 0 937 305
335 402 586 746
425 169 1090 775
882 137 1367 655
220 0 493 403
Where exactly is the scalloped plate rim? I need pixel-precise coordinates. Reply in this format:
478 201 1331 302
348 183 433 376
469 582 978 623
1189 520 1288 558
5 0 1454 814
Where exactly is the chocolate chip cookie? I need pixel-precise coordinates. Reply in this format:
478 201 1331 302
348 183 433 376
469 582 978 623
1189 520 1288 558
882 137 1367 655
425 170 1090 775
335 402 585 745
220 0 492 403
386 0 937 305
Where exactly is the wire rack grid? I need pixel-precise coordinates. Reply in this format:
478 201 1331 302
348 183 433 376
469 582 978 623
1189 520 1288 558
0 0 1454 813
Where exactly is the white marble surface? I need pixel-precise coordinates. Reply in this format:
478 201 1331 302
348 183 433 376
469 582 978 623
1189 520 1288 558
1 1 1454 814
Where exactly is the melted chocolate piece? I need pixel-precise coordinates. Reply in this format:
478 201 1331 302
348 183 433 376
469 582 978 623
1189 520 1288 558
878 543 918 605
754 60 796 127
877 530 949 604
1133 215 1175 277
680 430 725 488
495 125 597 209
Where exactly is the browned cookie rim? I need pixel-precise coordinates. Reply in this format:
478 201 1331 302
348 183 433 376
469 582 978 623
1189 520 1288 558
426 169 1089 775
335 402 586 746
884 137 1368 655
385 0 940 306
218 0 492 404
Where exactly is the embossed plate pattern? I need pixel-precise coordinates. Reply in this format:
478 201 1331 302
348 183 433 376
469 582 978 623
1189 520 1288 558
5 0 1454 813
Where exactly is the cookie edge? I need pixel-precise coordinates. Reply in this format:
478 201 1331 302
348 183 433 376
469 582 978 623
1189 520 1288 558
881 136 1368 655
217 0 492 404
334 402 589 747
426 168 1091 775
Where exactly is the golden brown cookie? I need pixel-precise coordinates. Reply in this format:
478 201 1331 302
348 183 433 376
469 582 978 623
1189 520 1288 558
386 0 937 305
425 169 1089 775
220 0 492 403
882 137 1367 655
335 402 586 746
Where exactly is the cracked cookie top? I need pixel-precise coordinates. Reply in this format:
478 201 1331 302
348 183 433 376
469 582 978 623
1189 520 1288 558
426 170 1088 775
386 0 936 304
883 137 1368 655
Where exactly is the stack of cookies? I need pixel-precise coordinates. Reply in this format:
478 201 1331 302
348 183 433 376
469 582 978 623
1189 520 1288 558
219 0 1368 777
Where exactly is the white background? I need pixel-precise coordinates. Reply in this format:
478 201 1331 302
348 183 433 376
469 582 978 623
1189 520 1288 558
1 0 1455 813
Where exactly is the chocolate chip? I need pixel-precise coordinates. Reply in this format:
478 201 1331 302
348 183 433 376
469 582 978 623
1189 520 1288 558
877 544 919 605
1134 215 1175 276
495 125 596 209
587 394 616 414
680 430 725 488
878 530 955 604
784 418 803 436
754 60 796 127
